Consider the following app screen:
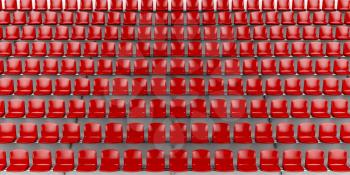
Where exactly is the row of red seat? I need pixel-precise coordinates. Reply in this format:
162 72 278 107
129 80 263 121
2 122 350 144
4 25 350 41
2 148 350 172
4 0 350 11
0 98 349 118
4 76 350 96
0 41 349 57
2 11 350 25
2 58 350 75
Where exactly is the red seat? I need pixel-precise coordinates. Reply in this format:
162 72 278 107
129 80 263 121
191 123 209 143
276 123 296 143
285 78 301 95
305 149 327 172
67 99 85 118
270 99 288 118
146 149 165 172
190 99 206 118
332 99 350 118
7 149 29 172
0 78 13 95
218 12 232 25
231 99 247 118
234 122 251 143
14 42 29 56
292 42 306 56
47 100 65 118
260 150 280 172
222 42 237 57
121 26 135 40
95 0 108 10
109 99 126 118
31 149 52 172
250 99 268 118
170 59 185 74
328 149 350 171
255 123 274 143
323 78 339 95
44 11 57 24
316 59 331 74
31 42 46 56
170 123 187 143
91 12 105 25
150 78 165 95
311 99 329 118
148 123 165 143
97 59 112 75
266 78 282 95
74 78 90 95
61 123 80 143
304 78 321 95
297 123 317 143
170 78 185 95
319 123 339 143
129 99 146 118
27 99 45 118
186 0 199 10
169 149 188 172
234 12 247 24
60 59 76 75
0 123 16 143
215 149 233 171
7 99 25 118
53 150 74 172
283 150 303 171
42 59 57 75
153 42 168 56
80 0 92 10
112 78 128 95
83 123 101 143
170 99 186 118
21 26 35 40
38 26 52 40
212 123 230 144
88 99 105 118
77 150 97 172
104 123 123 143
326 42 341 56
236 26 250 40
0 42 11 56
35 0 47 10
303 26 317 40
110 0 123 10
237 150 257 171
208 78 224 95
210 99 226 118
243 59 258 75
281 11 295 24
16 78 33 95
274 42 289 56
202 12 215 25
105 26 118 40
126 123 145 143
192 150 210 172
7 59 22 75
35 78 52 95
39 122 59 143
100 149 119 171
49 42 64 57
217 0 229 10
64 0 77 10
123 150 142 172
6 25 19 40
298 11 311 24
150 99 166 118
286 26 300 40
188 42 202 57
84 42 98 57
187 26 201 39
93 78 109 95
132 78 147 95
291 99 309 118
257 42 271 56
246 78 262 95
